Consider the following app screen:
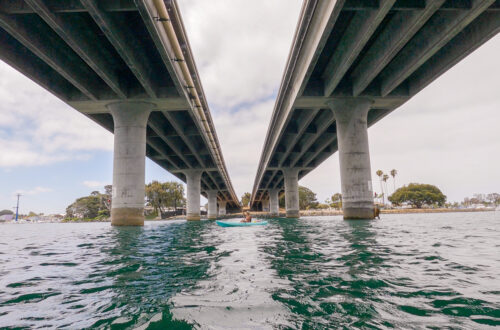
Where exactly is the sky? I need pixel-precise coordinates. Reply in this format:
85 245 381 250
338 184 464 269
0 0 499 214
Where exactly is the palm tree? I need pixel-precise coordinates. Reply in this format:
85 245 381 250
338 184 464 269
376 170 384 204
390 169 398 192
382 174 390 205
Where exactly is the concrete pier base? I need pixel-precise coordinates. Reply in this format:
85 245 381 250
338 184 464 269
262 199 270 212
108 101 154 226
283 168 300 218
185 170 203 221
219 201 227 215
269 188 280 216
207 190 218 220
328 98 375 220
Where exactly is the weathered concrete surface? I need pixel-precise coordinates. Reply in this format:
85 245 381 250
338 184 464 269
328 98 374 220
108 101 154 226
269 189 280 216
207 190 218 220
283 168 300 218
186 170 203 221
261 199 270 212
219 201 227 215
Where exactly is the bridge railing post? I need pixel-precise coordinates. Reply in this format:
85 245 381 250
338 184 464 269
328 98 375 220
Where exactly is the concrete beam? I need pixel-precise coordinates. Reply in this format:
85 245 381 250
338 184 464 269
278 109 319 167
0 0 137 14
380 0 495 96
25 0 127 99
163 111 222 191
322 0 396 96
0 13 100 100
409 11 500 96
351 0 445 96
0 31 74 101
81 0 157 98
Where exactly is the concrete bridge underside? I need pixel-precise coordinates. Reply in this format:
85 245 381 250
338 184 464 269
0 0 239 224
251 0 500 218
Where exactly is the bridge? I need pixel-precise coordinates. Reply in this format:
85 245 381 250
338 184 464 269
0 0 239 225
250 0 500 219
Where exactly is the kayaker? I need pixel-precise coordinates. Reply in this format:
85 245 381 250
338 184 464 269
241 211 252 223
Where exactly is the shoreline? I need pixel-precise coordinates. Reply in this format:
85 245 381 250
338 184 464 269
4 208 495 224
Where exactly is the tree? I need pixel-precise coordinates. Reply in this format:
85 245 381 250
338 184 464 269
278 186 319 209
382 174 390 204
241 192 251 207
487 193 500 205
66 195 101 218
390 169 397 192
330 193 342 209
376 170 384 204
0 209 13 216
299 186 318 209
389 183 446 208
145 180 186 215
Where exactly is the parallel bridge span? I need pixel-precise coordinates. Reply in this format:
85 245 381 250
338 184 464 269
251 0 500 218
0 0 240 224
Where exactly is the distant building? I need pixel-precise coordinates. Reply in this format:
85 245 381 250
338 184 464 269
0 214 14 222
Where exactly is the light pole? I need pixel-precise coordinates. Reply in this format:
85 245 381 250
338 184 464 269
15 193 21 222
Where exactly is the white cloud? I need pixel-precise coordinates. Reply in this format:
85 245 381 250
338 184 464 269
178 0 302 109
82 181 109 189
15 186 52 195
0 62 113 168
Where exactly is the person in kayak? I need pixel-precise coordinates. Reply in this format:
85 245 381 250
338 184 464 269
241 211 252 223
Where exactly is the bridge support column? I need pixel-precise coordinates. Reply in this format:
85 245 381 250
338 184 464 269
262 199 270 212
107 101 154 226
283 168 300 218
207 190 218 220
185 170 203 221
219 201 227 215
328 98 374 220
269 189 280 217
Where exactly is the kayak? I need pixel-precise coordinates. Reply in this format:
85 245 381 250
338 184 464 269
216 220 268 227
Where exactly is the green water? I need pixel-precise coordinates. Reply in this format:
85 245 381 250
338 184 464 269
0 212 499 329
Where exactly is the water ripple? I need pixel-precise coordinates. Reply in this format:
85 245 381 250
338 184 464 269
0 212 499 328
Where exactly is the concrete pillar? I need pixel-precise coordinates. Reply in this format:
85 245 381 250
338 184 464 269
185 170 203 221
207 190 218 220
219 201 227 215
269 188 280 216
107 101 154 226
262 199 270 212
328 98 375 220
283 168 300 218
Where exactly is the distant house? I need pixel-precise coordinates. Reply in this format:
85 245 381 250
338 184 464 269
0 214 14 222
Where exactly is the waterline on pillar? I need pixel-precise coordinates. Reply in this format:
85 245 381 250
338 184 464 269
111 207 144 226
186 214 201 221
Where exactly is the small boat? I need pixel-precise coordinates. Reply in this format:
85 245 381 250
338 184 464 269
216 220 268 227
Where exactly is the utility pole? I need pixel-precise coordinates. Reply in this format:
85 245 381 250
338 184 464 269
15 193 21 222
